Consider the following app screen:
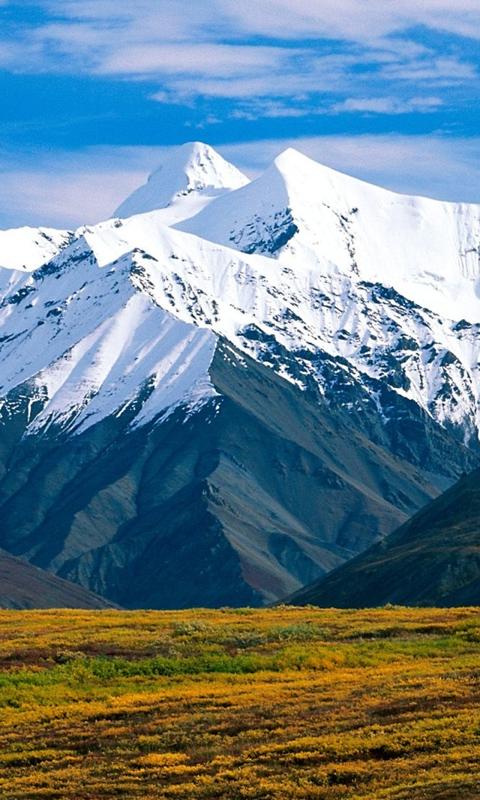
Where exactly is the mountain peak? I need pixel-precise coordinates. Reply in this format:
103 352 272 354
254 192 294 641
271 146 365 191
114 141 249 220
273 146 313 169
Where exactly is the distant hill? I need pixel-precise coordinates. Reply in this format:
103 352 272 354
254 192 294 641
288 468 480 607
0 550 116 609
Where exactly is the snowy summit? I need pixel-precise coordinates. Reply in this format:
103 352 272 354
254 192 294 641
0 140 479 441
114 141 249 223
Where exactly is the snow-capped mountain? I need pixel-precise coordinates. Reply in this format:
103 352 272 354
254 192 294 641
114 141 249 223
177 146 480 444
179 147 480 322
0 141 479 607
2 145 479 444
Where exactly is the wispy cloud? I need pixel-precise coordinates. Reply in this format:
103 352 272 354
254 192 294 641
225 94 444 121
219 0 480 42
230 103 317 121
332 96 443 114
98 44 290 79
379 57 477 83
0 1 477 108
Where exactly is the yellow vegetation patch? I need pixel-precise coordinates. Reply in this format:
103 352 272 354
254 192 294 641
0 606 480 798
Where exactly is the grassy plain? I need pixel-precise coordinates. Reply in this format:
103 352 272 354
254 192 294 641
0 606 480 799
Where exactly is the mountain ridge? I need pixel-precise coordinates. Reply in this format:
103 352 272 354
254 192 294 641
1 206 479 443
178 143 480 322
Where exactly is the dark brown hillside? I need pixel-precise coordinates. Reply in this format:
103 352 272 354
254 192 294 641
0 549 116 609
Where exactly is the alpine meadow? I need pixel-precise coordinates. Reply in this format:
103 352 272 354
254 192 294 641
2 607 480 799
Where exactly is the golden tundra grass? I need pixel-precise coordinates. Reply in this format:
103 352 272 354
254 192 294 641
1 606 480 799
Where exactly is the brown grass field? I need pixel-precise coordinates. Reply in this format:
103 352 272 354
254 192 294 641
0 606 480 799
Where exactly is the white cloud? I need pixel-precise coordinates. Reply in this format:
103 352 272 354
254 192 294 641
380 57 477 83
219 0 480 42
332 96 443 114
231 103 315 120
97 43 289 78
230 94 444 120
41 0 480 44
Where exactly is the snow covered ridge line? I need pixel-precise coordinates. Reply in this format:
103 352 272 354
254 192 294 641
177 146 480 323
0 217 479 443
115 240 480 445
0 140 480 440
0 142 247 273
0 234 221 435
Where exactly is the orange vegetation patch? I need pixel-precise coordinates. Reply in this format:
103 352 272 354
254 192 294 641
0 606 479 798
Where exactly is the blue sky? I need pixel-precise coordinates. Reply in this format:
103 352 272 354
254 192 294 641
0 0 479 228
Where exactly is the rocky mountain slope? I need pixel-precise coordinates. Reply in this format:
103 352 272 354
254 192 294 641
0 141 479 606
2 341 472 607
288 466 480 607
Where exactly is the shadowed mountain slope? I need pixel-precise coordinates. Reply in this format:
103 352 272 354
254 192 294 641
0 343 475 607
288 467 480 607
